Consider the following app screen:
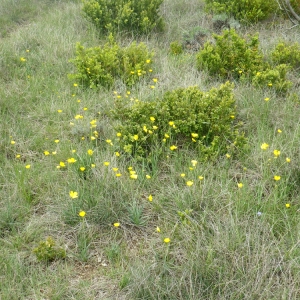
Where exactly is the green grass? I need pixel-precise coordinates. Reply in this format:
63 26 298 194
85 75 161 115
0 0 300 299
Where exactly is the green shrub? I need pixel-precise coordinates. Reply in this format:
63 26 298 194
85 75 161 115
69 37 154 88
271 41 300 69
252 64 292 95
33 237 66 263
170 41 183 55
111 81 246 161
205 0 278 24
197 29 264 79
82 0 164 35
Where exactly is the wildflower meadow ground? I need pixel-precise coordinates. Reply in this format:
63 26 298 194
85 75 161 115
0 0 300 299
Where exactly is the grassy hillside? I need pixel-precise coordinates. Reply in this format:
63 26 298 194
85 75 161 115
0 0 300 299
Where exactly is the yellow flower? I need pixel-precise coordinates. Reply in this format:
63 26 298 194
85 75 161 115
52 151 57 155
69 191 78 199
16 154 21 159
274 175 281 181
20 57 26 62
115 151 120 157
116 132 122 137
67 158 77 163
73 83 78 87
91 164 95 168
112 167 118 172
146 174 151 179
164 238 170 243
191 133 198 138
130 174 138 179
10 140 15 145
170 145 177 151
150 85 155 89
186 181 194 186
226 153 231 158
57 109 62 113
78 210 86 217
116 173 122 177
277 129 282 133
150 116 155 122
87 149 93 156
113 222 120 227
286 157 291 163
153 78 158 83
261 143 269 150
104 162 110 166
44 151 50 156
180 173 186 177
237 183 243 188
191 160 198 167
106 139 113 145
90 119 97 126
148 130 153 134
149 69 153 72
83 107 88 111
153 126 158 130
143 126 148 133
25 164 31 169
146 59 151 63
285 203 290 208
75 114 83 119
268 83 273 87
80 167 85 172
273 149 280 157
54 139 59 143
59 161 66 167
264 97 270 102
90 136 96 140
156 226 161 233
198 176 204 180
133 135 139 141
168 121 174 126
164 133 170 139
148 195 153 202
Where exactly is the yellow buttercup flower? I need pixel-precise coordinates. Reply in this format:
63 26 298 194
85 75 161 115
114 222 120 227
186 181 194 186
237 183 243 188
273 149 280 157
69 191 78 199
87 149 93 156
67 158 77 163
170 145 177 151
148 195 153 202
164 238 170 243
78 210 86 217
191 160 198 167
261 143 269 150
274 175 281 181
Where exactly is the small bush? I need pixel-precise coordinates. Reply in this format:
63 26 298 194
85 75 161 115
33 237 66 263
271 41 300 69
82 0 164 35
205 0 278 24
69 37 154 88
197 29 264 79
252 64 292 95
111 81 246 161
169 41 183 55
